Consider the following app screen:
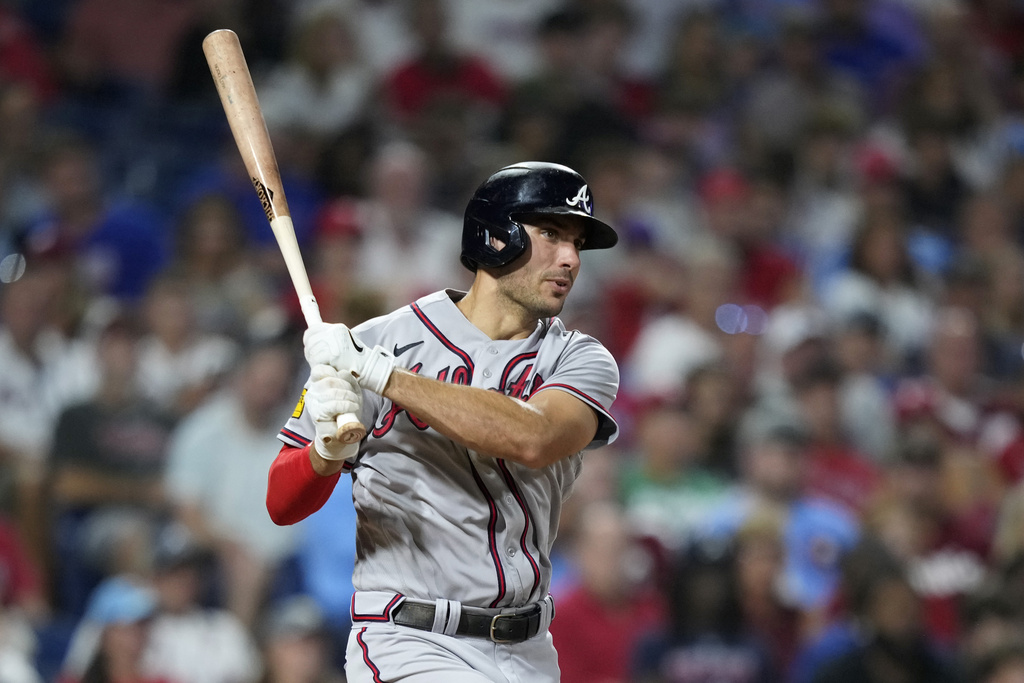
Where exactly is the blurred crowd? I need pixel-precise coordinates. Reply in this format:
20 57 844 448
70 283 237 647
2 0 1024 681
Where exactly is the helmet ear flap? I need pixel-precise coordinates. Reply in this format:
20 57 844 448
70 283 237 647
461 207 529 271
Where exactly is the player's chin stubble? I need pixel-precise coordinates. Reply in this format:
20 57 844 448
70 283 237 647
499 270 569 320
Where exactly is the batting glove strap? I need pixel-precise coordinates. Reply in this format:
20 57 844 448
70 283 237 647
356 345 396 395
314 431 359 462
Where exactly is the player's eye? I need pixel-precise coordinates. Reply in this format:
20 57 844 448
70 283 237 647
574 239 585 251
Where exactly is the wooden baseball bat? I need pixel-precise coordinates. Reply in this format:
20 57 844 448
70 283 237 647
203 29 365 446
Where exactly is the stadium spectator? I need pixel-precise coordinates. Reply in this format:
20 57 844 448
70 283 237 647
163 342 300 627
24 135 170 302
57 575 167 683
624 236 736 400
700 421 860 635
258 6 373 143
620 402 734 552
168 194 278 341
632 538 778 683
49 313 174 613
136 274 238 417
143 524 261 683
550 501 664 683
56 0 200 95
822 205 935 365
256 595 345 683
792 358 883 516
348 141 468 310
381 0 506 129
810 565 957 683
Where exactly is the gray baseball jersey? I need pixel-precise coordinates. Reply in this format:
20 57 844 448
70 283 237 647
279 289 619 609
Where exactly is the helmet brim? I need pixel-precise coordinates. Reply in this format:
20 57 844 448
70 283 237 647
510 209 618 251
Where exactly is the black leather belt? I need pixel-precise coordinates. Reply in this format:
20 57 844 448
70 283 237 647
392 601 543 643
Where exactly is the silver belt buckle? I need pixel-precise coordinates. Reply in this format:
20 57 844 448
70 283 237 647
489 614 514 644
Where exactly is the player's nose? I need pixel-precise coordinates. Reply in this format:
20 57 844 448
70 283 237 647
557 240 581 271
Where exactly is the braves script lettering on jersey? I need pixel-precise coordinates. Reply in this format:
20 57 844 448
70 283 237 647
280 289 619 606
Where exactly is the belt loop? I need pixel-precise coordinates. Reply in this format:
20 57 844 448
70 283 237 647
539 595 554 631
435 599 462 637
431 599 449 633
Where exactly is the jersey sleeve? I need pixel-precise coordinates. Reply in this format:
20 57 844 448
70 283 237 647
534 333 620 448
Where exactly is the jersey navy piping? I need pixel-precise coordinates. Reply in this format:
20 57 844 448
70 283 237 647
410 302 475 378
496 459 542 597
467 454 507 608
537 382 610 412
351 592 404 622
355 629 385 683
279 427 311 446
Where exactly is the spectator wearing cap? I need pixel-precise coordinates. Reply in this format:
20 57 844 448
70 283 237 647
143 525 261 683
257 595 344 683
57 575 169 683
698 421 860 640
744 303 832 450
303 198 385 329
698 167 801 311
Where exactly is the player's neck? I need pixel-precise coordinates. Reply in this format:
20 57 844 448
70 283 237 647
456 284 536 341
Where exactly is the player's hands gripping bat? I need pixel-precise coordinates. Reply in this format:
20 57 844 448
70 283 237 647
203 28 365 445
305 365 363 462
304 324 396 395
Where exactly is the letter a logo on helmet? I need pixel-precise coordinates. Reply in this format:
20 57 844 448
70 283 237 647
461 162 618 272
565 185 591 214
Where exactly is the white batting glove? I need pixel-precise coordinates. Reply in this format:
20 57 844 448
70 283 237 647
305 364 363 461
303 323 396 395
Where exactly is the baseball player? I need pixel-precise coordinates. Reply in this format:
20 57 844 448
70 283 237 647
267 161 620 682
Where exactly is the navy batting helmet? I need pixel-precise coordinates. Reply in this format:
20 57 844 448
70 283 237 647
460 161 618 271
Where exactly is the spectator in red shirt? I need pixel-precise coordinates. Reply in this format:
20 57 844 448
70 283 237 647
383 0 505 129
0 517 47 620
792 359 883 517
550 501 664 683
698 168 800 311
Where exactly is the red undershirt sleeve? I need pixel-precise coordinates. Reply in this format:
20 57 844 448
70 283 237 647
266 444 341 526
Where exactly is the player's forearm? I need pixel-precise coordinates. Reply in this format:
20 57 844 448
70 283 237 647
383 369 568 468
266 444 341 525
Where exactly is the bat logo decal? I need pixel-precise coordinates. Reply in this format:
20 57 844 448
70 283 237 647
251 177 275 223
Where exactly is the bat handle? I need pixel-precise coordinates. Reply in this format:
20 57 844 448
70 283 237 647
301 303 368 447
